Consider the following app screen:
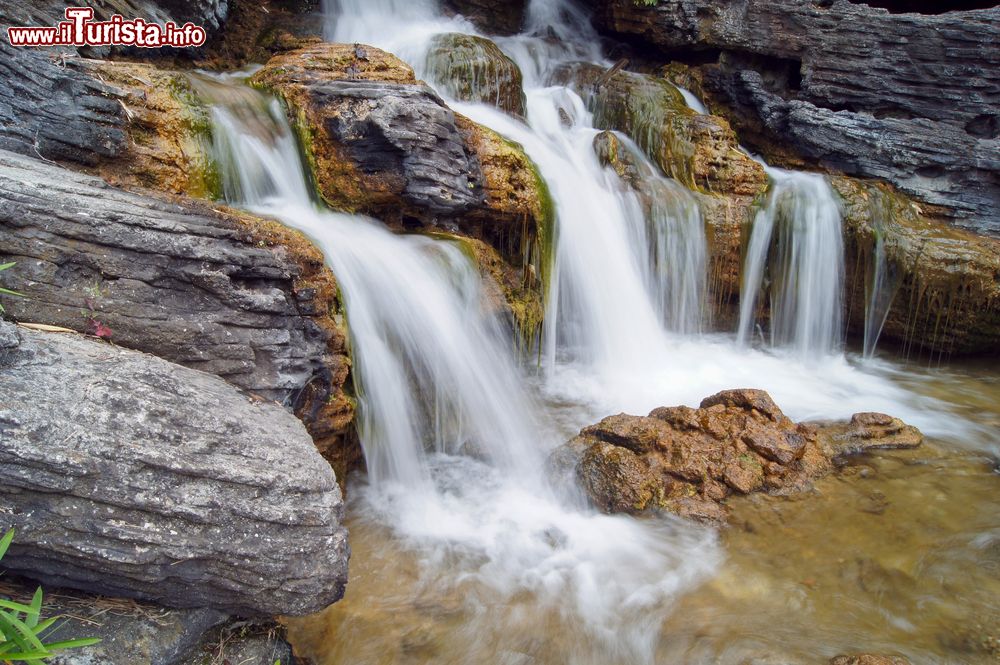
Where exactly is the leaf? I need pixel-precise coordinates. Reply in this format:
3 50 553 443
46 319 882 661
15 324 75 333
0 649 52 660
0 529 14 561
29 617 57 635
0 262 15 271
24 590 41 629
42 637 102 650
88 319 113 340
0 600 35 615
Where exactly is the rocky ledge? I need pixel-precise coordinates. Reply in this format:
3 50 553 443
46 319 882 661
549 389 922 524
594 0 1000 236
0 320 349 617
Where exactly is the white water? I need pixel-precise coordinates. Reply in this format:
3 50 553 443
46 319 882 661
201 1 994 662
203 75 722 664
736 166 845 358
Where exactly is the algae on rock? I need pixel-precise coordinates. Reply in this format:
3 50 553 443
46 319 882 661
425 32 527 117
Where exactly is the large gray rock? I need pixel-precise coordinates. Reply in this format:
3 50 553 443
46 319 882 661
594 0 1000 236
0 148 349 406
0 320 349 617
0 39 126 167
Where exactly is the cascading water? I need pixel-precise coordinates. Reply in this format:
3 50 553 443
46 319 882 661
198 72 722 664
736 166 845 358
194 2 997 663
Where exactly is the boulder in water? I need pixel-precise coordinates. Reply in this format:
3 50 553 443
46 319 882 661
0 320 349 617
425 33 527 118
548 389 923 524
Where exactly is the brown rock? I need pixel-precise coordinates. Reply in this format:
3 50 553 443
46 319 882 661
582 413 669 453
830 656 912 665
817 412 924 457
699 388 784 422
576 440 660 514
547 389 921 525
741 421 806 465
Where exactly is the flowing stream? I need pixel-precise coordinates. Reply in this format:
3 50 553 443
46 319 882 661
198 0 1000 662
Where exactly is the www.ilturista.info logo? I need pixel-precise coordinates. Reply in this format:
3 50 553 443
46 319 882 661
7 7 207 48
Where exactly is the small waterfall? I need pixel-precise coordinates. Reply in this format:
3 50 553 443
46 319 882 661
205 83 542 488
199 71 720 665
736 167 845 358
327 0 707 375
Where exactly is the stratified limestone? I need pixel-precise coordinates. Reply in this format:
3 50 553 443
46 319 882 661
0 149 355 475
594 0 1000 236
0 320 349 617
834 177 1000 356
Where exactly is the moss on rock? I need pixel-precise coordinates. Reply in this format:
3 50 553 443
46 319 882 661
425 33 526 117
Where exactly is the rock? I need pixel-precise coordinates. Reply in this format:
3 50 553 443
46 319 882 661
830 656 912 665
576 440 661 514
425 33 526 117
816 412 924 457
442 0 527 35
552 61 767 197
79 61 220 198
834 176 1000 356
0 149 355 476
0 320 350 616
252 43 550 315
253 43 483 218
0 42 126 167
594 0 1000 236
548 389 922 524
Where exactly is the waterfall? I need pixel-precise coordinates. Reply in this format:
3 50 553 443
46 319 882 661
324 0 708 376
203 82 542 488
198 70 721 665
736 167 845 358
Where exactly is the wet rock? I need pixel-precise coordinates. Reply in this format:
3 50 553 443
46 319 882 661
252 43 550 311
442 0 526 35
553 61 766 198
0 149 356 477
252 42 482 218
817 413 924 457
830 656 912 665
594 0 1000 236
834 176 1000 356
79 61 220 198
426 33 526 117
0 320 349 616
576 440 661 514
549 389 922 524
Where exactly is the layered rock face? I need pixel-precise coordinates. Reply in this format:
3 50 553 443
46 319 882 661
252 43 550 337
556 63 766 323
594 0 1000 236
0 321 349 616
0 149 355 470
549 389 922 523
835 177 1000 356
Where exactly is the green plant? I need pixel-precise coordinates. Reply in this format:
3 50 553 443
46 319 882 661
0 262 23 315
0 529 100 662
